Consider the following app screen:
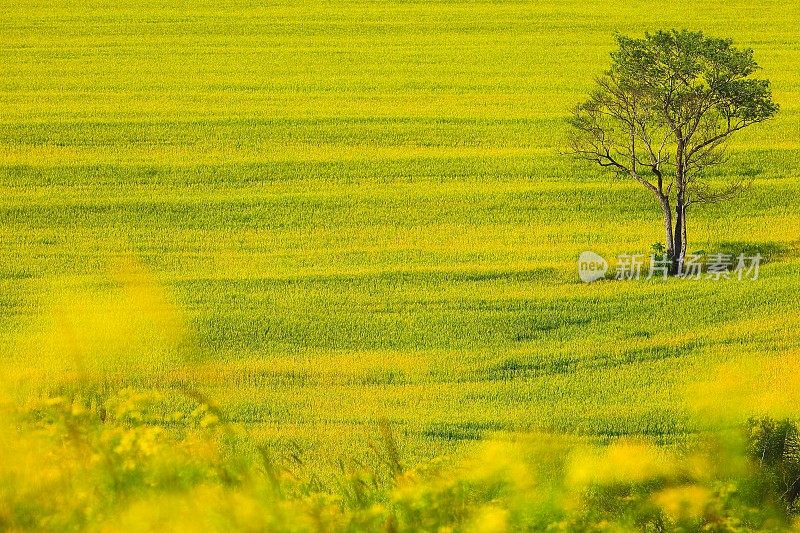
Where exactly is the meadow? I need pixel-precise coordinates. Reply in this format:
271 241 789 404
1 0 800 530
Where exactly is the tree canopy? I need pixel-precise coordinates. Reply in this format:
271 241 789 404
568 29 779 268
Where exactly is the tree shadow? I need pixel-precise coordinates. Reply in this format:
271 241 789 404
578 241 792 284
708 241 792 265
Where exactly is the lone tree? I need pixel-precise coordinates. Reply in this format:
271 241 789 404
568 30 778 273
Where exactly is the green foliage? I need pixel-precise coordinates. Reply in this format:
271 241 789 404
612 30 779 124
651 241 669 261
747 418 800 507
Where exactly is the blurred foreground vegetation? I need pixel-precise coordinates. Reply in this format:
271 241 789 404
3 387 800 531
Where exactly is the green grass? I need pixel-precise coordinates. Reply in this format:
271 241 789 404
1 0 800 483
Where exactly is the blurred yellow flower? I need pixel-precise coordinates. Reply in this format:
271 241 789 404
653 485 710 521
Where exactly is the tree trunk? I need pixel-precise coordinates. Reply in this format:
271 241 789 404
672 197 685 275
672 142 686 275
660 196 674 259
681 203 688 262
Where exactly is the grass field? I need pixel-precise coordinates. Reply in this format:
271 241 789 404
2 0 800 530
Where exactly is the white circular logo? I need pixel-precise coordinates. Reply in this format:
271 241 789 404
578 251 608 283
